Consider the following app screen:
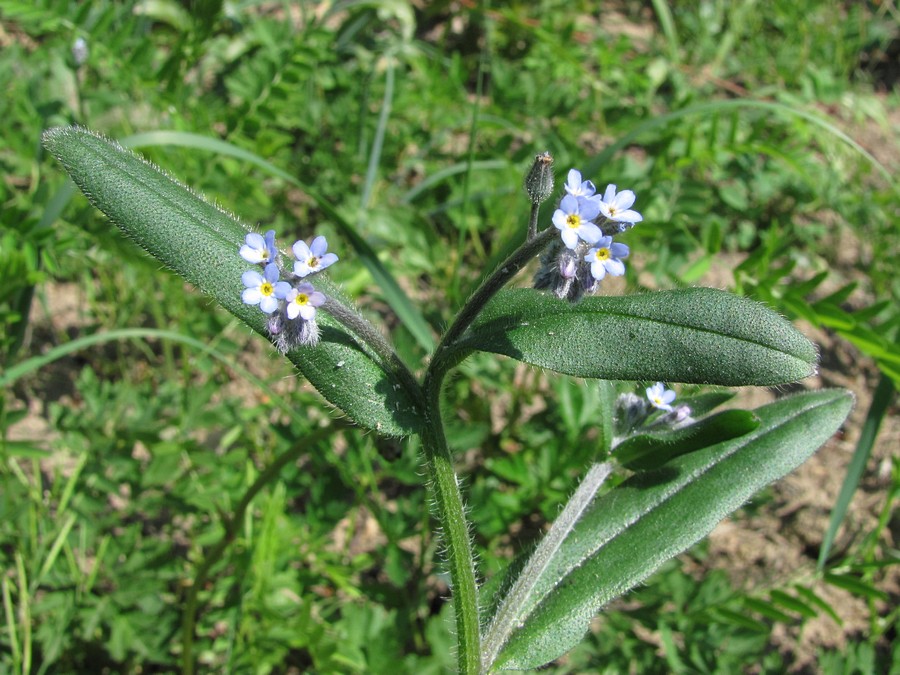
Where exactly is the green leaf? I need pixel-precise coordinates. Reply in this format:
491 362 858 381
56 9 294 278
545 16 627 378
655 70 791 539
119 130 436 352
41 126 422 436
818 371 894 568
824 572 890 602
614 410 760 471
486 389 853 671
768 589 818 619
457 288 817 386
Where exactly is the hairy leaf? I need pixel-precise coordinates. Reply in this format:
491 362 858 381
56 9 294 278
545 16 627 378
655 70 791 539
42 126 422 436
486 389 853 670
457 288 817 386
613 410 759 471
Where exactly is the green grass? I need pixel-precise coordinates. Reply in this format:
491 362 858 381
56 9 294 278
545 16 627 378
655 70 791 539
2 0 898 671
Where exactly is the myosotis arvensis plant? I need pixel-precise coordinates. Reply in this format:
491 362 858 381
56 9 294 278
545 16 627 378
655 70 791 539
42 127 852 673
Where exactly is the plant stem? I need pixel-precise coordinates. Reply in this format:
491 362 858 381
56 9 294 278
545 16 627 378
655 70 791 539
430 226 556 381
415 227 558 673
419 377 481 674
526 201 540 241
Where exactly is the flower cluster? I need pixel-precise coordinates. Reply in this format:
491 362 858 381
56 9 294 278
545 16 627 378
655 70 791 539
239 230 338 351
613 382 693 442
534 169 641 303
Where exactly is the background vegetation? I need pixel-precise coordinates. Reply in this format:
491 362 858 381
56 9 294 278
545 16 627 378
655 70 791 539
1 0 898 672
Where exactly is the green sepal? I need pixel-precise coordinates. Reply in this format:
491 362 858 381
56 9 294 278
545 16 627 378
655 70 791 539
42 126 422 436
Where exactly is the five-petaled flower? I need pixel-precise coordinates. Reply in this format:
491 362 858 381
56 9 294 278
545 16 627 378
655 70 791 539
585 236 629 281
242 263 290 314
646 382 676 412
240 230 277 265
595 184 643 226
553 194 602 249
285 282 326 321
563 169 596 198
293 236 339 278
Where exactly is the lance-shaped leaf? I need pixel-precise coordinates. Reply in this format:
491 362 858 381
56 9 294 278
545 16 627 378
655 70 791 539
613 410 760 471
483 388 853 671
455 288 817 386
42 126 422 436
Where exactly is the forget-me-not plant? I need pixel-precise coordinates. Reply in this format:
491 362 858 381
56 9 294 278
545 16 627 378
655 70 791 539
43 127 849 675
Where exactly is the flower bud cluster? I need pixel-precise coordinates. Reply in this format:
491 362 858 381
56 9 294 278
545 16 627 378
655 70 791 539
534 168 642 303
613 382 694 440
239 230 338 351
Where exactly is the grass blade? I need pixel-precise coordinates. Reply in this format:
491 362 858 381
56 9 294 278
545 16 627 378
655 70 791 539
818 371 894 568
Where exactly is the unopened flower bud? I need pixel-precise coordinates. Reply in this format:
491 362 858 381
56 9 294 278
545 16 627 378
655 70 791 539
559 250 577 279
613 392 649 436
662 405 694 429
523 151 554 205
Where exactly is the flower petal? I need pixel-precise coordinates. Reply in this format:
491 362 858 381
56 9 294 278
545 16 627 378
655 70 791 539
611 189 636 210
242 288 262 304
292 240 311 259
259 296 279 313
242 270 263 287
605 258 626 276
310 236 328 256
560 229 580 249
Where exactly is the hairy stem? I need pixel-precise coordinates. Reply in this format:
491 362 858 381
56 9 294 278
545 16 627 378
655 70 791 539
420 377 481 674
526 201 540 241
430 226 556 381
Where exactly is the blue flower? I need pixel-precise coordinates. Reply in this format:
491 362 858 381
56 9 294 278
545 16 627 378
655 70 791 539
285 282 326 321
594 185 643 226
242 263 290 314
584 236 629 281
563 168 596 198
240 230 277 265
646 382 676 412
552 194 602 249
293 236 338 278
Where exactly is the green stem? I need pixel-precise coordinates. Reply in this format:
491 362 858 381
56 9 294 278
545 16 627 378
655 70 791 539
420 377 481 674
181 423 345 675
430 226 556 381
416 226 558 673
526 201 540 241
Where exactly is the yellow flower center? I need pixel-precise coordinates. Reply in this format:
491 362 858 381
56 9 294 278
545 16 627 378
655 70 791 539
566 214 581 229
594 247 611 261
260 282 274 296
294 293 310 306
307 255 319 268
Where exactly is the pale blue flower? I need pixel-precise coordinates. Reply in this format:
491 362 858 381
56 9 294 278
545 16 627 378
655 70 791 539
595 184 643 226
584 236 629 281
552 194 602 249
285 282 326 321
242 263 289 314
293 236 338 278
563 169 596 198
646 382 676 412
240 230 277 265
